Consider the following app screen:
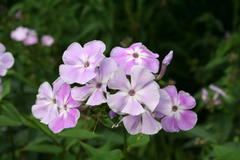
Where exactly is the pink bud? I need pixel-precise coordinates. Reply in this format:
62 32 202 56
162 50 173 65
41 35 54 46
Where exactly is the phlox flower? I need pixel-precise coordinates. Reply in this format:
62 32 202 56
23 30 38 46
122 111 162 135
10 26 29 41
41 35 54 46
156 85 197 132
32 78 81 133
59 40 105 84
0 43 14 76
71 58 117 106
110 42 159 74
209 84 227 98
107 66 160 116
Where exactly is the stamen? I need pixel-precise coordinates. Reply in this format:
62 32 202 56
84 61 90 68
172 106 178 112
133 53 139 58
128 89 135 96
96 82 102 88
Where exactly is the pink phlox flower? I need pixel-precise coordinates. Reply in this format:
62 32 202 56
209 84 227 98
0 43 14 76
71 58 117 106
11 26 29 41
107 66 160 116
110 42 159 74
156 85 197 132
23 29 38 46
32 78 81 133
41 35 54 46
59 40 106 84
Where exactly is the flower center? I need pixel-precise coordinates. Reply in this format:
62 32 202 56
132 52 139 58
84 61 90 68
128 89 135 96
172 106 178 112
96 82 102 88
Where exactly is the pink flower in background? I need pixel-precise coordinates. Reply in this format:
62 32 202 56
23 30 38 46
0 43 14 76
156 85 197 132
209 84 227 98
41 35 54 46
32 79 81 133
123 111 162 135
10 26 28 41
15 10 22 19
72 58 117 106
201 88 208 103
49 83 81 133
107 66 160 116
110 42 159 74
59 40 105 84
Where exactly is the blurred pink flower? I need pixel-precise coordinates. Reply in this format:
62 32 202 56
156 85 197 132
15 11 22 19
59 40 105 84
209 84 227 98
110 42 159 74
201 88 208 103
0 43 14 76
107 66 160 116
23 30 38 46
11 26 28 41
41 35 54 46
71 58 117 106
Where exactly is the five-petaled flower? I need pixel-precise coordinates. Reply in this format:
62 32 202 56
71 58 117 106
156 85 197 132
107 66 160 116
59 40 105 84
110 42 159 74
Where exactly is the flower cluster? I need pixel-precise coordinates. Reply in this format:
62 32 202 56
0 43 15 92
32 40 197 135
11 26 54 46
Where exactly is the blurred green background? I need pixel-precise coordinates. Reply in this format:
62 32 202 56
0 0 240 159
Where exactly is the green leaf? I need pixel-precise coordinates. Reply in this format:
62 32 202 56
127 134 150 148
213 143 240 160
186 126 217 143
23 144 63 154
58 128 100 139
0 80 11 100
80 142 123 160
0 115 22 126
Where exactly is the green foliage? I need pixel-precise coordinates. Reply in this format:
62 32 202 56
0 0 240 159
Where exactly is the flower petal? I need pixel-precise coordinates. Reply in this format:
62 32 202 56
99 58 118 83
63 108 80 129
62 42 84 64
141 111 162 135
49 115 64 133
176 110 197 131
107 91 128 114
0 43 6 53
108 68 131 91
37 82 54 100
71 85 95 101
131 66 155 91
163 85 178 105
178 91 196 109
155 89 172 116
86 89 106 106
136 81 160 112
161 116 180 132
123 115 142 135
121 97 145 116
83 40 106 57
141 57 159 73
55 83 71 107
